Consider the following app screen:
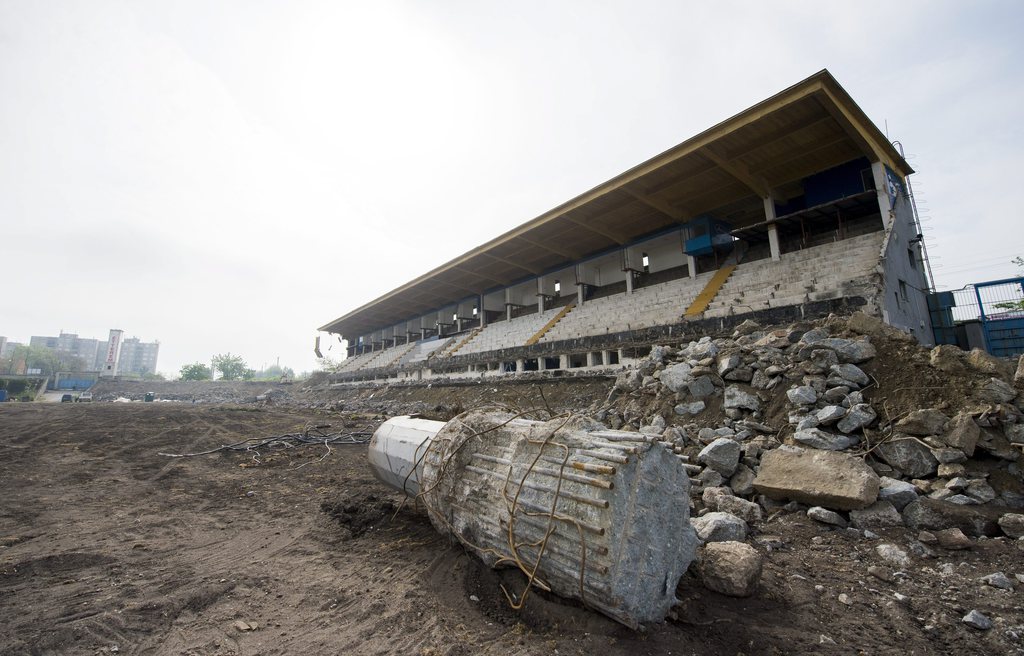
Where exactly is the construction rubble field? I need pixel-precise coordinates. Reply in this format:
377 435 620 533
4 313 1024 655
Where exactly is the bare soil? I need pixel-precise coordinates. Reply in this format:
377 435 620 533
2 403 1022 655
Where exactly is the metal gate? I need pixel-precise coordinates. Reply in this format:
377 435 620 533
929 276 1024 358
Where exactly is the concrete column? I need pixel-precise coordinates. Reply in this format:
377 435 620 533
764 196 780 261
871 161 894 229
559 354 569 370
538 357 547 371
537 277 546 312
687 255 697 279
602 350 612 367
576 264 585 305
505 288 513 321
586 352 598 367
479 294 486 329
624 248 634 294
515 358 524 373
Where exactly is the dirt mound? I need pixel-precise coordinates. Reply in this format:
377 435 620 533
321 491 396 538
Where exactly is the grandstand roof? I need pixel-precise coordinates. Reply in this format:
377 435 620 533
320 69 911 338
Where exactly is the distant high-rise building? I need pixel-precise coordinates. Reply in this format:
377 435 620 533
12 329 159 375
29 332 102 370
117 337 160 376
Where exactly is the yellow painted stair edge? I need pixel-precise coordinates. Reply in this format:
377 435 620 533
684 265 737 318
386 341 417 367
525 301 577 346
447 327 482 356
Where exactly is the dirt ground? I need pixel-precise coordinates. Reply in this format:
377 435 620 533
2 403 1022 655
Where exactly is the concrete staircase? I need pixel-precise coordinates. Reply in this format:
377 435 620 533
539 272 713 342
525 302 576 346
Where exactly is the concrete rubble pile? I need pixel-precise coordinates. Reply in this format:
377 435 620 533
595 311 1024 606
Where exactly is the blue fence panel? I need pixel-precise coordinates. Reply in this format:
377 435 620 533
929 276 1024 358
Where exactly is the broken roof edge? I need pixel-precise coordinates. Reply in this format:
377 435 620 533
319 68 911 336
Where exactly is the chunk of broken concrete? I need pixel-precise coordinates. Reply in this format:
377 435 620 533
979 377 1017 404
901 498 1002 537
787 386 818 406
998 512 1024 539
875 436 938 478
830 363 869 387
715 495 763 523
724 386 760 411
877 476 919 511
837 403 877 434
812 337 876 363
753 446 879 511
793 427 858 451
699 541 764 598
807 506 847 527
698 438 741 477
934 527 972 550
895 409 949 436
850 501 903 529
692 512 748 543
659 363 693 393
939 413 980 457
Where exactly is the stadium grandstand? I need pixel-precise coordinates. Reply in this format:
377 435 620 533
319 70 933 382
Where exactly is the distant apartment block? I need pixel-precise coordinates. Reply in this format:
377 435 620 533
117 337 160 376
22 329 159 375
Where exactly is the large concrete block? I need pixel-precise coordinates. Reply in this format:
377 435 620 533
753 445 880 511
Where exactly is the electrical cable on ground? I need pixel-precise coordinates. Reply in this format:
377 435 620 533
158 424 372 459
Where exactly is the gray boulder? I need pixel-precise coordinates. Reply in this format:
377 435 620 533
787 385 818 406
614 369 642 391
793 427 858 451
1016 355 1024 387
753 446 879 511
816 405 846 425
837 403 877 433
999 513 1024 538
849 501 903 529
895 409 949 436
717 353 742 377
901 498 1003 537
674 401 706 416
979 377 1017 403
692 511 748 543
941 413 980 456
807 506 847 527
878 476 919 511
729 464 756 496
815 337 876 363
715 495 763 523
876 436 938 478
660 363 693 393
698 438 741 477
830 363 869 387
688 375 717 399
724 386 760 411
699 541 764 597
962 610 993 631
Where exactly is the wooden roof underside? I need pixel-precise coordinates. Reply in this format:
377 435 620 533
321 70 911 338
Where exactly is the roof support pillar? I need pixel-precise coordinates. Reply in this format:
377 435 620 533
764 196 781 262
479 294 487 329
505 288 513 321
537 276 546 312
687 255 697 279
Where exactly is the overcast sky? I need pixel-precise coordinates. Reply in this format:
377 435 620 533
2 1 1022 377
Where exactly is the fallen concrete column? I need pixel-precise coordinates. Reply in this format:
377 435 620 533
368 410 697 628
